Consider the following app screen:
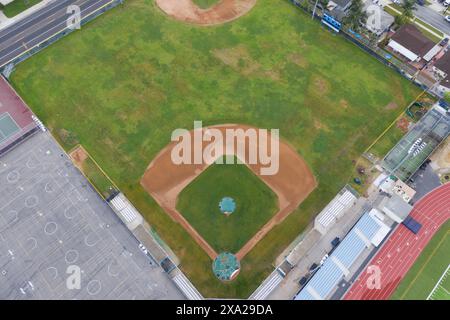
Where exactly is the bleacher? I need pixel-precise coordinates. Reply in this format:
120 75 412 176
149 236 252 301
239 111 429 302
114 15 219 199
314 188 357 235
295 210 391 300
249 270 284 300
172 273 204 300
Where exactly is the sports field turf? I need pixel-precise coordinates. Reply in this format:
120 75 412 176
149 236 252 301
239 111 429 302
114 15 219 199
10 0 421 297
177 156 278 253
392 220 450 300
1 0 42 18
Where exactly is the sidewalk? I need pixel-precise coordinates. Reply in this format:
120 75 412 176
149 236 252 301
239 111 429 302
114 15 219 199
0 0 54 31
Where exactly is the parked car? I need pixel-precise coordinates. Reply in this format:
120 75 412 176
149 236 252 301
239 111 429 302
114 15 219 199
138 243 148 255
440 38 449 46
309 263 318 272
444 0 450 7
445 15 450 23
299 276 309 286
416 0 425 5
320 254 329 265
331 237 340 247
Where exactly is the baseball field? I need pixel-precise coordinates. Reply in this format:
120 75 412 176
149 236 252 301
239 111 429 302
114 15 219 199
10 0 421 297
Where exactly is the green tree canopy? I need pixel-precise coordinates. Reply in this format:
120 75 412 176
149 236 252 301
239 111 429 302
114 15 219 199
344 0 368 32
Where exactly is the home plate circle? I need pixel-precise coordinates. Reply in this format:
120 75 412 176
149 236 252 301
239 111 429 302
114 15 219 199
87 280 102 296
6 170 20 183
44 222 58 235
65 250 79 264
25 196 39 208
212 252 240 281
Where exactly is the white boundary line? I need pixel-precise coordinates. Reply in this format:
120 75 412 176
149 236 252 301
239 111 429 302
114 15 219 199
427 264 450 300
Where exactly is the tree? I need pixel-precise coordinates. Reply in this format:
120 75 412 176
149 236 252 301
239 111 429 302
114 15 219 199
444 91 450 104
401 0 416 20
394 14 408 26
343 0 368 32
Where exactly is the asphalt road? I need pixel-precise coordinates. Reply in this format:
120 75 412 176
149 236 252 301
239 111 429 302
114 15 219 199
414 4 450 37
0 0 114 68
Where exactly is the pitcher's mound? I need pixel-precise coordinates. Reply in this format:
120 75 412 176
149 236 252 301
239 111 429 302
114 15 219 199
155 0 257 26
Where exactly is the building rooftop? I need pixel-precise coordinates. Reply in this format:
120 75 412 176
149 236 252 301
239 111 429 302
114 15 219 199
390 24 435 58
434 50 450 88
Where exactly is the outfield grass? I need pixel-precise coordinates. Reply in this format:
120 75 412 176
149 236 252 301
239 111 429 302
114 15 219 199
82 156 116 199
392 220 450 300
1 0 42 18
192 0 221 9
10 0 421 298
177 156 278 253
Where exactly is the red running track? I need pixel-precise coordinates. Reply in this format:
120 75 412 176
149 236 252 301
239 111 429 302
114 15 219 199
344 183 450 300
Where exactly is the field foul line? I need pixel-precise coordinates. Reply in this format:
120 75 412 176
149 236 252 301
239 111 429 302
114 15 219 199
400 230 449 300
427 264 450 300
364 90 427 155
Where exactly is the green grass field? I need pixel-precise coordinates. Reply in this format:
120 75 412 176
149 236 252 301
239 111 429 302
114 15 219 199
177 156 278 253
10 0 421 298
1 0 42 18
192 0 220 9
392 221 450 300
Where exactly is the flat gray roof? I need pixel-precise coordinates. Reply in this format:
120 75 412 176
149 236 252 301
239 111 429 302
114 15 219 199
0 132 184 300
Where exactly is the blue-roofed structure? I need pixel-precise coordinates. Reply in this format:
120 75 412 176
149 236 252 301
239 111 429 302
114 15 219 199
294 210 391 300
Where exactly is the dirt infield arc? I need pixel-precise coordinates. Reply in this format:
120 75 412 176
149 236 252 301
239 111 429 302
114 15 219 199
344 183 450 300
140 124 317 260
155 0 257 26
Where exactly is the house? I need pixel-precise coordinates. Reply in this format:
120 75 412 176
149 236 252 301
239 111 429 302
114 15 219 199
433 50 450 93
364 1 394 37
388 24 440 62
378 194 413 223
326 0 352 21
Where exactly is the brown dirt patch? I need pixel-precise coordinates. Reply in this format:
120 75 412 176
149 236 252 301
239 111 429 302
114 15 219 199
312 76 329 94
339 99 349 109
288 53 308 68
314 119 330 132
140 124 317 260
69 145 88 169
155 0 257 26
396 117 411 133
384 101 398 110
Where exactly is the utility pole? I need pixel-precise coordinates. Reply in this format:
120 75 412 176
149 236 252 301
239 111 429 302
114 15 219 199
312 0 320 19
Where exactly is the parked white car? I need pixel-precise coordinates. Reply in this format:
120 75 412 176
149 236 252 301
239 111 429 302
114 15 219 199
444 0 450 7
138 243 148 255
445 15 450 23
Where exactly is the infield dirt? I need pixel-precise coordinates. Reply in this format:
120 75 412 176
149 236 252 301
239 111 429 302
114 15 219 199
141 124 317 260
155 0 257 26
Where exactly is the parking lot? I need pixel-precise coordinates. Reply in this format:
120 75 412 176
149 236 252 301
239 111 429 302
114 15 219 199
0 131 184 299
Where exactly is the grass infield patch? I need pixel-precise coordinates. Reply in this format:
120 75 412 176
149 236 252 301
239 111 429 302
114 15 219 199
176 156 278 253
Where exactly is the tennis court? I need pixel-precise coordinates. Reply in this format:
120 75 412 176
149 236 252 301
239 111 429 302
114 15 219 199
0 75 38 156
0 113 20 143
383 107 450 181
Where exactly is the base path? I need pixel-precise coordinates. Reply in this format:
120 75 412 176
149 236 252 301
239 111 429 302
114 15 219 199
141 124 316 260
344 183 450 300
155 0 257 26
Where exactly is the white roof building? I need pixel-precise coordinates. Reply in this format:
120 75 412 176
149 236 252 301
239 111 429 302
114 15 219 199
314 187 358 235
109 192 143 231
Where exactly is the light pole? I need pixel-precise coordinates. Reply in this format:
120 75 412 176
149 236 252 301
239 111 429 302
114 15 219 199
312 0 320 19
